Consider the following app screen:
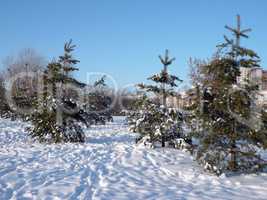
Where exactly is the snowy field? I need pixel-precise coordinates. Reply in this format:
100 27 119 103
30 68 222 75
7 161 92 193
0 117 267 200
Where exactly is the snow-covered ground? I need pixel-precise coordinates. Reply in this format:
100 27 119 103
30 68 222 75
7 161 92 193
0 117 267 200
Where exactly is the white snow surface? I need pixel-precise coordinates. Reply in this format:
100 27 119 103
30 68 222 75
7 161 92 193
0 117 267 200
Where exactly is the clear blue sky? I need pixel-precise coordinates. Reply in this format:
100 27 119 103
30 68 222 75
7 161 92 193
0 0 267 88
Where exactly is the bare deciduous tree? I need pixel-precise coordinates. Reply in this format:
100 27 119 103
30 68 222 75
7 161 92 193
2 48 47 111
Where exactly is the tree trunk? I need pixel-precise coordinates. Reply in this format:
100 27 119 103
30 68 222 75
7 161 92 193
162 135 165 147
229 120 237 171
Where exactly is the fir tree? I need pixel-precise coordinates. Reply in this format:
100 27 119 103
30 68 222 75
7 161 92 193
129 50 183 147
190 15 267 174
29 40 88 143
85 76 113 124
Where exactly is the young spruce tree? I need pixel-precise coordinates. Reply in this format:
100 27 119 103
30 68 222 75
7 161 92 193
129 50 183 147
191 15 267 174
85 75 113 125
29 40 88 143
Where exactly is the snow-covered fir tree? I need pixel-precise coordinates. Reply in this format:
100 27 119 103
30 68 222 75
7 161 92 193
29 40 88 143
189 15 267 174
85 75 113 125
128 50 184 148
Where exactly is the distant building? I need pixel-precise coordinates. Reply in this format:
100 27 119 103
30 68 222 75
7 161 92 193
166 89 197 109
238 67 267 106
167 67 267 109
238 67 267 90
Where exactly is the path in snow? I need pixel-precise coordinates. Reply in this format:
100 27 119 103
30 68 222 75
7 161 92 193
0 117 267 200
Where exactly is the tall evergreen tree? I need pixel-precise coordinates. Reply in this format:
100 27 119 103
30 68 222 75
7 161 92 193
190 15 267 174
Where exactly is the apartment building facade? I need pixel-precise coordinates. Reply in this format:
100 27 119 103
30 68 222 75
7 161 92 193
239 67 267 105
